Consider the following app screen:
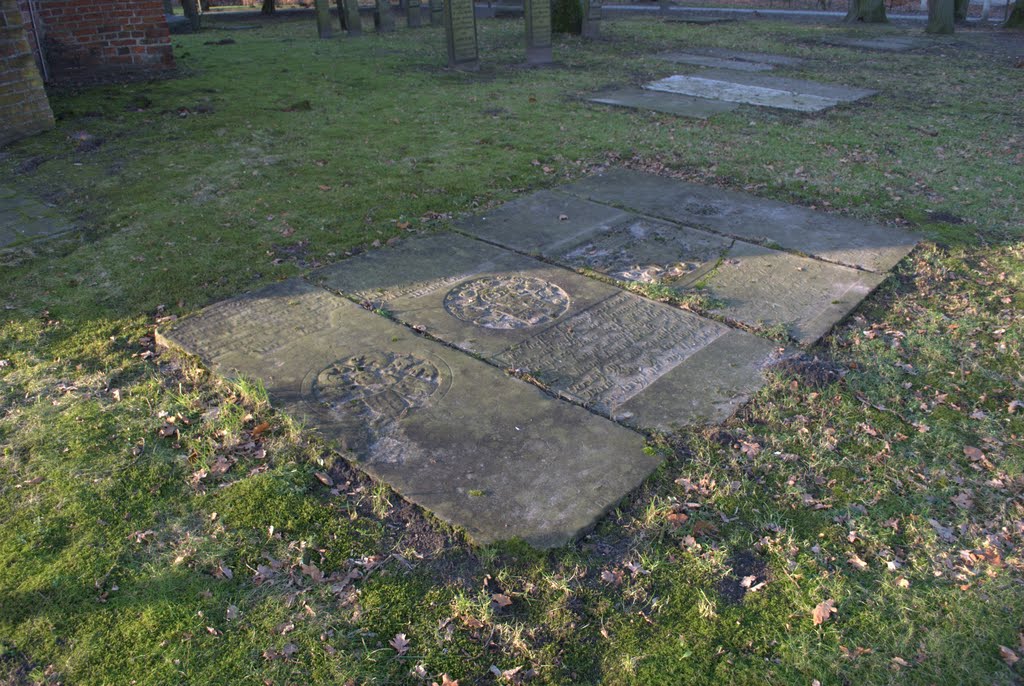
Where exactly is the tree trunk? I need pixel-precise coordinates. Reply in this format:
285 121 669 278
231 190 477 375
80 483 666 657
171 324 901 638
262 0 276 14
926 0 954 32
1005 0 1024 26
315 0 333 36
164 0 175 13
953 0 969 21
199 0 210 10
845 0 887 22
180 0 201 29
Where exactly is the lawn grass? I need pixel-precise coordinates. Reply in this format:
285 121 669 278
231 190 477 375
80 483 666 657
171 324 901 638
1 12 1022 685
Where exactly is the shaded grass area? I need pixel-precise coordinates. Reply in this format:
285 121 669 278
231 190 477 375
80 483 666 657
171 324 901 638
2 13 1023 686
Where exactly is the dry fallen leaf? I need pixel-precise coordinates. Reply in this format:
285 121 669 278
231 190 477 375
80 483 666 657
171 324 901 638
252 421 271 438
812 599 837 626
390 633 410 655
1000 645 1019 666
214 562 233 580
314 471 334 486
848 554 869 571
491 593 512 608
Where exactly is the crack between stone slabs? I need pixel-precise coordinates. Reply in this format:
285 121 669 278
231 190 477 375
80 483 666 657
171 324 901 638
304 277 658 440
549 187 898 276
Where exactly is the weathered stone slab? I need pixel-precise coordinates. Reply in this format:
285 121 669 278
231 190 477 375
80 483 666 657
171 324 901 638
686 48 803 67
701 241 887 344
491 291 782 428
314 233 615 359
659 52 774 71
823 35 925 51
560 169 918 273
588 87 740 119
582 0 602 37
645 75 840 112
316 233 779 429
456 190 633 254
0 187 73 248
556 214 732 287
662 16 737 24
156 279 658 548
694 69 876 103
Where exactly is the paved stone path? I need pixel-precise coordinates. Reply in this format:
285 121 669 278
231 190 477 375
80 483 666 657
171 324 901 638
159 171 917 547
0 185 72 248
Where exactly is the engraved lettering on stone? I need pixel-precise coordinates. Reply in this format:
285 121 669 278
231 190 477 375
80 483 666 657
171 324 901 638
444 276 570 329
173 293 342 362
496 293 726 413
312 352 443 427
354 272 478 306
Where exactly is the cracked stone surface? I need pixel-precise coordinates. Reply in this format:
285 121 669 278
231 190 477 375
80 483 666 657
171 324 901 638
589 87 739 118
317 233 781 430
0 186 73 248
560 168 917 273
157 279 658 548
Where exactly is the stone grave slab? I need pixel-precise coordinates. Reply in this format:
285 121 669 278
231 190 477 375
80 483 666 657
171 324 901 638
701 240 886 344
663 16 737 24
694 69 876 103
659 52 774 72
314 233 615 359
317 233 782 429
456 190 633 255
686 48 803 67
588 87 739 119
557 214 732 287
559 169 918 273
156 279 659 548
0 186 73 248
823 35 925 51
645 75 840 113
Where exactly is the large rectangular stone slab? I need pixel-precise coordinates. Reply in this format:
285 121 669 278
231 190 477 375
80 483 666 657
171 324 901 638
659 52 774 72
693 69 877 103
588 87 740 119
317 234 781 430
0 189 73 248
701 241 886 344
156 279 658 548
686 48 804 67
823 36 926 51
645 75 840 112
559 169 918 273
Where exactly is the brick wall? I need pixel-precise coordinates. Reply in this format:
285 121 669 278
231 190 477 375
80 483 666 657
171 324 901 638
0 0 54 146
19 0 175 85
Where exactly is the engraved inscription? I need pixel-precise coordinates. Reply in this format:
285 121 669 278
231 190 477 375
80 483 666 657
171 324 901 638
353 272 479 307
444 276 570 329
313 352 443 427
560 217 730 285
496 293 727 413
445 0 478 64
169 289 344 363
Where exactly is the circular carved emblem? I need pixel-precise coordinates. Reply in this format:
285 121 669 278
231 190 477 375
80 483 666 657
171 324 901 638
312 352 443 426
443 276 571 329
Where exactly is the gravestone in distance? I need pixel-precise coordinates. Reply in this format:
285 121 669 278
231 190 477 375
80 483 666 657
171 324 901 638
582 0 602 38
315 0 333 38
444 0 479 69
338 0 363 35
430 0 444 25
408 0 422 27
375 0 395 32
524 0 553 64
